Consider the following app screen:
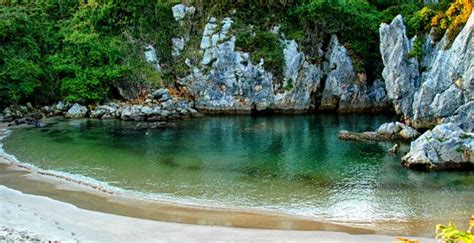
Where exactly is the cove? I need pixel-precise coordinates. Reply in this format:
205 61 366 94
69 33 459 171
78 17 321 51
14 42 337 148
3 114 474 235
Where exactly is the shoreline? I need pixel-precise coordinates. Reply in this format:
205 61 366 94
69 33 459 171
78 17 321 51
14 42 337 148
0 158 375 234
0 185 435 242
0 125 440 240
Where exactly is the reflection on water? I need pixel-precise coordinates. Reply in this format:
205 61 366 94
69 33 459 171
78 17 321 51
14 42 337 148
4 114 474 234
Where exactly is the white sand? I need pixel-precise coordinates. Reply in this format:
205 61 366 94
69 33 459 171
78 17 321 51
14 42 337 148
0 185 435 243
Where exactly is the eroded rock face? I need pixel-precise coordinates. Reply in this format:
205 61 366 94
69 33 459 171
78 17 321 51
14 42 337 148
180 16 389 113
320 36 356 110
65 103 88 119
379 15 420 117
442 101 474 132
380 13 473 128
402 123 473 170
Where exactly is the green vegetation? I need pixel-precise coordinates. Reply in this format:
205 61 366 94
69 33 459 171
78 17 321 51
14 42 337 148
0 0 471 107
0 0 177 106
235 28 284 80
436 217 474 243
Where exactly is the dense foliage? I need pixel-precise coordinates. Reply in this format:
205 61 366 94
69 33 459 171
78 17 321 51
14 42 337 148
0 0 178 106
0 0 470 107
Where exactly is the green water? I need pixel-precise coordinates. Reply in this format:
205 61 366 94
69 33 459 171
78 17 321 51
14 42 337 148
3 115 474 233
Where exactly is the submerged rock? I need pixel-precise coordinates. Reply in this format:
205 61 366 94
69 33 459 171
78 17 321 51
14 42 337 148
134 122 176 130
388 143 400 154
65 103 88 119
402 123 473 170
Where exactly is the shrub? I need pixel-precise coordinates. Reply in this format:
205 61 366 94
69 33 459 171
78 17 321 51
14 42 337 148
236 28 284 81
435 216 474 243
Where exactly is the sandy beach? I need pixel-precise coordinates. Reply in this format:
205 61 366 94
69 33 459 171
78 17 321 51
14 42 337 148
0 185 436 242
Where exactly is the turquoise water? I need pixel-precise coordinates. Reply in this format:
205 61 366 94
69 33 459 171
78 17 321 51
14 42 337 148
3 114 474 233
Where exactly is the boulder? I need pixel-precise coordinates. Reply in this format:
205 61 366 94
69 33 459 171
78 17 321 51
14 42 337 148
90 105 117 119
121 105 145 121
65 103 88 119
402 123 473 170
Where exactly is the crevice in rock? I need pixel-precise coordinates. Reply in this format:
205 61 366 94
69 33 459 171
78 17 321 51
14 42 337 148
310 73 327 112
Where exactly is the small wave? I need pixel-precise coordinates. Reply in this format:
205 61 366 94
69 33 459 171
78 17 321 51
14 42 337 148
0 128 296 215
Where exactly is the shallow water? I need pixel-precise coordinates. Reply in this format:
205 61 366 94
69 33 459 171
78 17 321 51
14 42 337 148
3 114 473 233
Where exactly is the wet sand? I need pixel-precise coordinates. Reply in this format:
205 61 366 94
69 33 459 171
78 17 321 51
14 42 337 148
0 184 435 242
0 161 372 233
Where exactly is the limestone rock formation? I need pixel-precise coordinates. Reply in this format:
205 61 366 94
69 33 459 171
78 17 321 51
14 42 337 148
379 15 420 118
178 12 389 113
380 13 473 128
402 123 473 170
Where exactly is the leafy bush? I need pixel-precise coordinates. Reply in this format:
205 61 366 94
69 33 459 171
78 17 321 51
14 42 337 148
0 1 177 106
236 28 284 80
407 35 424 61
435 216 474 243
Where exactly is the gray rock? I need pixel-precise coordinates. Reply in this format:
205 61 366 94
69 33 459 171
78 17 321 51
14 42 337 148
172 4 195 22
379 15 420 117
282 40 303 84
341 121 419 142
320 35 360 111
172 4 186 21
90 105 116 119
55 101 66 111
42 106 51 114
411 12 473 127
442 101 474 132
179 18 390 114
144 44 161 71
388 144 400 154
380 13 473 128
26 102 34 110
65 103 88 119
121 105 144 121
172 37 185 57
402 123 473 170
152 88 169 100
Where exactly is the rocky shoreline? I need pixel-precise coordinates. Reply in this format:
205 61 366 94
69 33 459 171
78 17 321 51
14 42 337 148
1 88 203 128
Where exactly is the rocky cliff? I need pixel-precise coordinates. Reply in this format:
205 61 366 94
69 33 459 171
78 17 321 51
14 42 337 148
380 12 473 129
150 4 391 114
380 12 473 170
